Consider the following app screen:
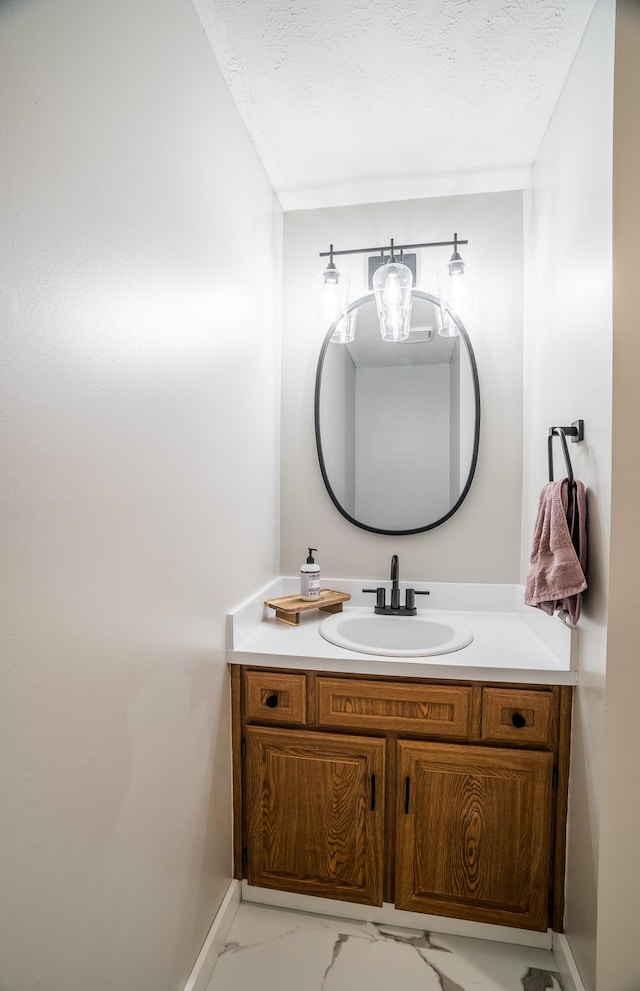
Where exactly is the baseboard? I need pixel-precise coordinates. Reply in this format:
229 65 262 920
552 933 587 991
183 879 241 991
241 881 553 950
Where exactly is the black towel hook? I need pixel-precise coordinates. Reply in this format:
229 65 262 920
548 420 584 485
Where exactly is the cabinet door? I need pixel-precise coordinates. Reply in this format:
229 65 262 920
245 726 385 905
395 741 553 930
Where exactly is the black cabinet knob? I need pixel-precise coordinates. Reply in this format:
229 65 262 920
512 712 527 729
265 694 279 709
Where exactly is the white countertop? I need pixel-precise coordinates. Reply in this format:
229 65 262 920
227 578 577 685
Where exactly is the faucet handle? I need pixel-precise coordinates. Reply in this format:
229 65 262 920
363 587 387 609
405 588 415 610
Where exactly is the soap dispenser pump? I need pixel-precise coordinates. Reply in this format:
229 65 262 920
300 548 320 601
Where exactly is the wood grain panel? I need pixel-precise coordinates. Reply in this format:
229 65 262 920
481 688 554 748
244 670 307 725
552 685 573 932
231 665 244 880
395 741 553 930
245 726 385 905
317 678 471 738
383 735 398 904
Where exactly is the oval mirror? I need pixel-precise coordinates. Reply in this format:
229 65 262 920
314 290 480 535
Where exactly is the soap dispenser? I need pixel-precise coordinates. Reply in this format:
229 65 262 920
300 548 320 601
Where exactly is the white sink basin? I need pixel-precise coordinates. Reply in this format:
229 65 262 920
319 611 473 657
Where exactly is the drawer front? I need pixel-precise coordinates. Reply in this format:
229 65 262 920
481 688 554 748
317 678 471 738
244 671 307 725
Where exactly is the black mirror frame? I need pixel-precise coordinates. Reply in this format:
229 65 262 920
314 290 481 536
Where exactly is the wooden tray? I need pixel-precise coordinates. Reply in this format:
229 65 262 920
265 590 351 627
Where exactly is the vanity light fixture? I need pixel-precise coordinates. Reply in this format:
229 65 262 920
316 234 470 342
313 243 351 325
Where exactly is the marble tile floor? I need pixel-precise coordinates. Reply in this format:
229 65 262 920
206 902 565 991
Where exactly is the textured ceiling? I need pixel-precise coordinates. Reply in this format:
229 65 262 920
193 0 598 210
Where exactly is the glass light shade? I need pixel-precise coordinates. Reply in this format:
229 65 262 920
372 261 413 342
313 262 351 324
435 301 459 338
330 307 357 344
436 251 476 336
437 313 460 337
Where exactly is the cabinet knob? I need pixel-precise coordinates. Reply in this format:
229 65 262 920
512 712 527 729
265 694 279 709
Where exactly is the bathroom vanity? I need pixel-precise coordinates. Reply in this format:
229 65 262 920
229 580 575 936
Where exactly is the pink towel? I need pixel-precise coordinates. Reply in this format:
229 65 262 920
524 479 587 625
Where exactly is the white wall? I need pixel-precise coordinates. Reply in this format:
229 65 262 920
281 192 523 582
522 1 615 987
0 2 281 990
596 3 640 989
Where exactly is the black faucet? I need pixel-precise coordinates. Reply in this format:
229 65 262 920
363 555 429 616
390 554 400 610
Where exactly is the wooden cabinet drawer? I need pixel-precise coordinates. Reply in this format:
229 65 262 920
481 688 555 748
244 670 307 725
317 678 471 738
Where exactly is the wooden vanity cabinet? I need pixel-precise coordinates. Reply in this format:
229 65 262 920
232 667 571 933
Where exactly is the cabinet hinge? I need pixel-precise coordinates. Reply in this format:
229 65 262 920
552 765 558 790
548 889 554 918
241 738 246 758
242 848 248 871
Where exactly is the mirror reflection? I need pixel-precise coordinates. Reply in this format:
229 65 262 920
315 291 480 535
